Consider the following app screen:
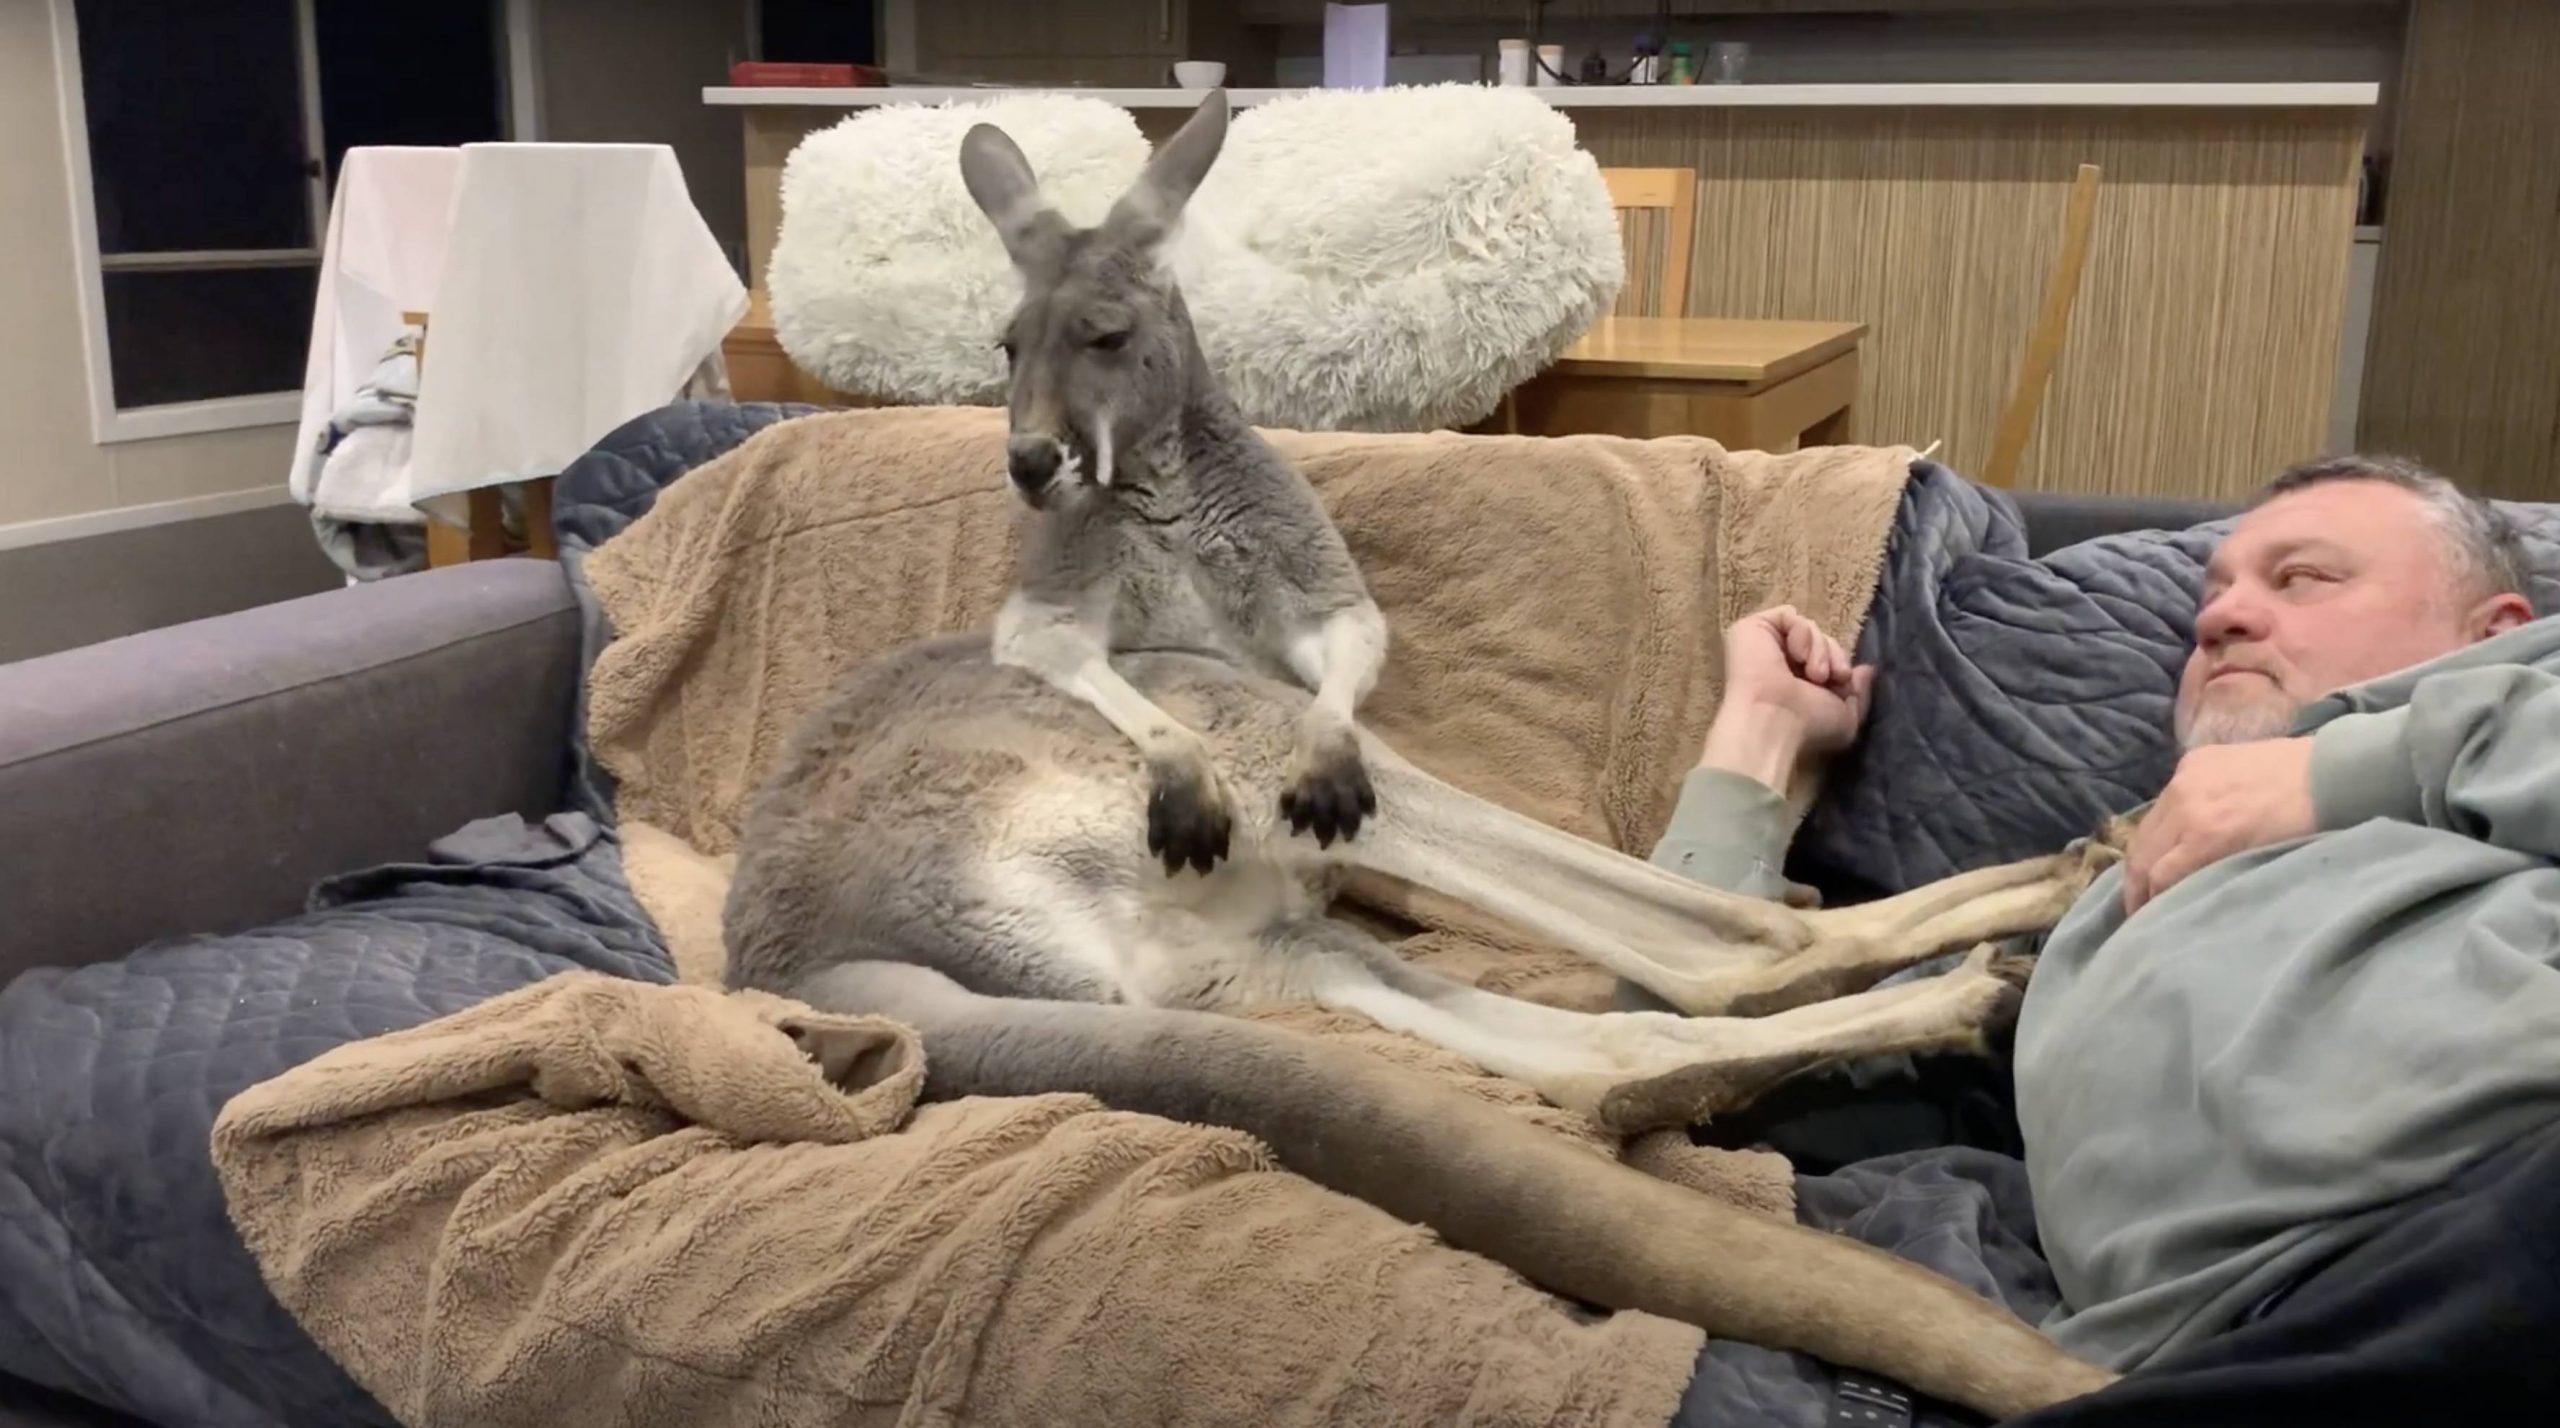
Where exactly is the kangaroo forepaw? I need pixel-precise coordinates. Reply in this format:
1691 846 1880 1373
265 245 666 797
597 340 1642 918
1279 731 1375 848
1146 756 1233 876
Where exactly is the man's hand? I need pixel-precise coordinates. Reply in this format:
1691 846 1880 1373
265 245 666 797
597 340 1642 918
1699 606 1875 791
2121 738 2318 914
1722 605 1873 751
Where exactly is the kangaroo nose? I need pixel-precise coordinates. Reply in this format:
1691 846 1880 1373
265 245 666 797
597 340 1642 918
1007 437 1062 494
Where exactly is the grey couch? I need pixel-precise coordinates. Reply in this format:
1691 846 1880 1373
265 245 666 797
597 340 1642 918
0 489 2232 1428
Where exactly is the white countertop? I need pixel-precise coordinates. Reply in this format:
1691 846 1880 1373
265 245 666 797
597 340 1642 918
705 81 2379 110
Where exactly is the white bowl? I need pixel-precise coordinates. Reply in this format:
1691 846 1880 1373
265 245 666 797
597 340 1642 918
1173 61 1226 88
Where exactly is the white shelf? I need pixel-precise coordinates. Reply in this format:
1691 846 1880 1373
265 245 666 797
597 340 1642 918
705 81 2380 111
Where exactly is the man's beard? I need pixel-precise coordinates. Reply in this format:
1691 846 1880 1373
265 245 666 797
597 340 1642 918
2175 686 2302 748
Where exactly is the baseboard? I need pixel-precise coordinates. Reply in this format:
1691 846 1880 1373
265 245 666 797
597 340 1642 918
0 486 295 553
0 502 341 664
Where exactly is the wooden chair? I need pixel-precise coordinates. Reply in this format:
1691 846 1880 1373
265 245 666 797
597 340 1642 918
1478 165 1701 433
1600 166 1700 318
1980 163 2103 487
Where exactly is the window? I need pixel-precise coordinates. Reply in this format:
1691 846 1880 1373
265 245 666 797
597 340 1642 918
49 0 510 443
757 0 880 66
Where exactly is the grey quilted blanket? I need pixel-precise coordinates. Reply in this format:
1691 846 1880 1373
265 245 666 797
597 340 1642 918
1790 461 2560 901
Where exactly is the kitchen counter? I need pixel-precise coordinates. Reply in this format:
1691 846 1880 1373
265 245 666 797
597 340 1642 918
704 81 2378 110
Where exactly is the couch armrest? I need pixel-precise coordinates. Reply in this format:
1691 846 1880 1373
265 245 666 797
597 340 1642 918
0 561 580 985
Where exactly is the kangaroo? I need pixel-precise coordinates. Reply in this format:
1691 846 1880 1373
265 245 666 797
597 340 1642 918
961 89 1384 876
724 90 2127 1419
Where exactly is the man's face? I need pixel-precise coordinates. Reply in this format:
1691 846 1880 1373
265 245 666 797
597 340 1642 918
2175 480 2517 747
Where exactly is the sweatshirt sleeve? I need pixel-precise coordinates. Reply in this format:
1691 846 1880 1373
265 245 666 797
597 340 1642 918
1614 766 1800 1013
1647 766 1798 899
2310 662 2560 856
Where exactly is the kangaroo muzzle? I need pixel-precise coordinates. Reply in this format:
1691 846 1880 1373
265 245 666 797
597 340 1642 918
1006 435 1065 504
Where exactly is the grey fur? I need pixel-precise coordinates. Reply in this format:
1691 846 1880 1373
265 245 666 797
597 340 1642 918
966 90 1387 873
718 92 2128 1417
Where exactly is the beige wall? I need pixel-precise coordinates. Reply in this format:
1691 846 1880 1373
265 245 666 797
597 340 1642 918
537 0 754 267
0 2 297 534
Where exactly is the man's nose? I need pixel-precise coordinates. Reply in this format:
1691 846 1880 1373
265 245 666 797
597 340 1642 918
2195 587 2265 647
1007 436 1061 494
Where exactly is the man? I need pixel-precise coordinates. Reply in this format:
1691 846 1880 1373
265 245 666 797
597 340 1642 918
1648 455 2559 1423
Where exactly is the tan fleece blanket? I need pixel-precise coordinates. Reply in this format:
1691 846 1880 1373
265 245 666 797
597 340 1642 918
213 407 1911 1428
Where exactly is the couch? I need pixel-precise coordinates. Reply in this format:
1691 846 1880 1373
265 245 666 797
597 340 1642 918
0 464 2233 1428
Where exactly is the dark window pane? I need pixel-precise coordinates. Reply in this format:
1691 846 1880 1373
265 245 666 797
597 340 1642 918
75 0 309 253
314 2 505 189
102 265 318 408
760 0 878 64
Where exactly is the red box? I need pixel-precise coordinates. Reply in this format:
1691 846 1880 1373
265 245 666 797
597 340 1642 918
727 61 883 88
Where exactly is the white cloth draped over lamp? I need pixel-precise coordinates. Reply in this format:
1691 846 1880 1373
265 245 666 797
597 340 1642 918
765 86 1623 434
290 142 747 579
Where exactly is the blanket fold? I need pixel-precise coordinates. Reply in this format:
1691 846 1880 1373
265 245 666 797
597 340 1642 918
215 971 1705 1428
216 405 1916 1427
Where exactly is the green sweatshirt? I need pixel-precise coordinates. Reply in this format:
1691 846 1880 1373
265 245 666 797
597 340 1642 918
2019 614 2560 1369
1638 615 2560 1372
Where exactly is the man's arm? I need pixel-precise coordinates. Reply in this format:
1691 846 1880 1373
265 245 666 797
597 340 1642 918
2127 661 2560 911
1651 763 1799 899
1617 607 1869 1011
2312 663 2560 856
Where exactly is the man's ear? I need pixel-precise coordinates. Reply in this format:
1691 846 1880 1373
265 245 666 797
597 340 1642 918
2468 590 2536 640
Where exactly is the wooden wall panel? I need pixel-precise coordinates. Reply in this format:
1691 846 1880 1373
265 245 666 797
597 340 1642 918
741 97 2364 502
1570 107 2365 499
2357 0 2560 503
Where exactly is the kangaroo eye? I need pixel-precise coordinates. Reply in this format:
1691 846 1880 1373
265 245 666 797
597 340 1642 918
1090 330 1129 353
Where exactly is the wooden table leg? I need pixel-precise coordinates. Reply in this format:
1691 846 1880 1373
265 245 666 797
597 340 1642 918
521 478 557 560
424 518 466 568
464 487 510 560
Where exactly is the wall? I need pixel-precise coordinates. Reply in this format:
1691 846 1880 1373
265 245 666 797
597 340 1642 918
0 1 331 661
2357 0 2560 502
0 1 299 535
1572 104 2364 499
535 0 755 266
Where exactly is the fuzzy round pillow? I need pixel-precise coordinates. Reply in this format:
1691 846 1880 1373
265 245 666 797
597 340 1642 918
766 86 1623 432
1173 85 1623 432
765 95 1150 405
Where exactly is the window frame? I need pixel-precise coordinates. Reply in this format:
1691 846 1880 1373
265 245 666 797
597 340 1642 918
46 0 537 446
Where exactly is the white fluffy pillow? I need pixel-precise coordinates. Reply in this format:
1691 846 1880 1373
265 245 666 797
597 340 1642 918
766 85 1623 432
766 95 1148 405
1175 85 1623 432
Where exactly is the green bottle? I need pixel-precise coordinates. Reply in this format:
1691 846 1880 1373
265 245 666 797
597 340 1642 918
1668 41 1695 85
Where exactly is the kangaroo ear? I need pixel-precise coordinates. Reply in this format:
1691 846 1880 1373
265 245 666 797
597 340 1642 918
961 122 1065 268
1104 88 1228 250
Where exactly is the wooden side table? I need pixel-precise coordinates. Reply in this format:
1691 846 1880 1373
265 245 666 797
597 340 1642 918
1500 316 1867 452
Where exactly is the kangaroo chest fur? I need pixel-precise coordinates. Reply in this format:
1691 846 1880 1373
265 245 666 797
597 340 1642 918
1102 505 1301 680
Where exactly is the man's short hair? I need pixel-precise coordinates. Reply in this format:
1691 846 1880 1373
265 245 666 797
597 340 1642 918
2255 454 2533 610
